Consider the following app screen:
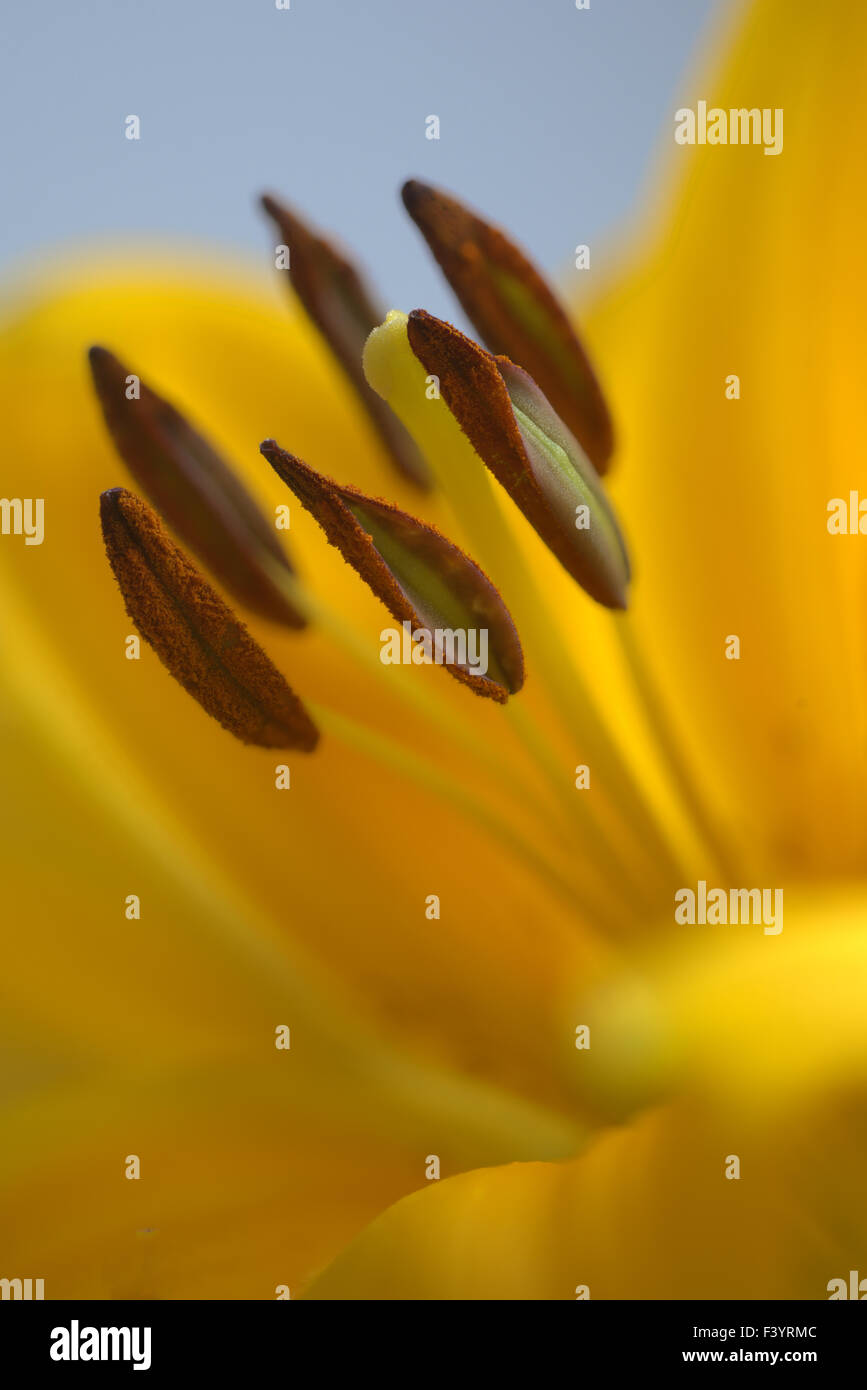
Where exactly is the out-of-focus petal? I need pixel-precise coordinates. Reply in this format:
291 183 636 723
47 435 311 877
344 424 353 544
306 1092 867 1299
577 0 867 879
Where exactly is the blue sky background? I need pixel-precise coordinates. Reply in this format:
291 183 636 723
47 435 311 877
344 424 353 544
2 0 721 312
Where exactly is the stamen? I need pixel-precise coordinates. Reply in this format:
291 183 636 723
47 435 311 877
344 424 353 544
99 487 319 750
259 440 524 703
401 179 613 472
259 194 432 490
404 309 630 610
88 346 305 629
362 311 691 884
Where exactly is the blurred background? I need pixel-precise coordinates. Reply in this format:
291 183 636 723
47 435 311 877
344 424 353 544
2 0 720 305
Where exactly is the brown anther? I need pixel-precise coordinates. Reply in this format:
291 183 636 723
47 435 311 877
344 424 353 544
401 179 614 473
405 310 629 610
100 487 319 749
260 440 525 703
88 346 305 629
260 193 432 490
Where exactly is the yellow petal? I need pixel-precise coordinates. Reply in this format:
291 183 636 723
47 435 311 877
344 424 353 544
579 0 867 879
0 1073 427 1299
306 1091 867 1299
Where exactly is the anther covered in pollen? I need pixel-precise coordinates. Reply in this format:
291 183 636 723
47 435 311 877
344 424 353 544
260 440 525 702
260 194 432 490
368 308 630 610
99 487 319 750
401 178 614 473
88 346 305 629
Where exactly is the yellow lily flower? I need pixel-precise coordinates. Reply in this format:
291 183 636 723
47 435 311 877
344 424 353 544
1 0 864 1302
